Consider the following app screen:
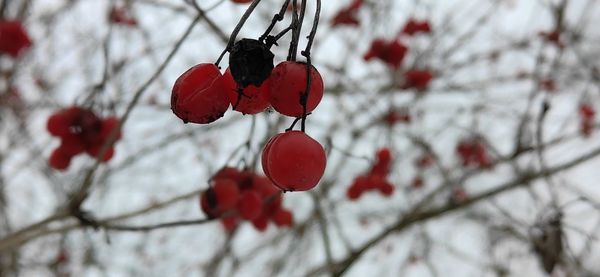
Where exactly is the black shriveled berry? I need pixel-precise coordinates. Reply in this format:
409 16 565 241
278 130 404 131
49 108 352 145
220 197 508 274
229 39 274 87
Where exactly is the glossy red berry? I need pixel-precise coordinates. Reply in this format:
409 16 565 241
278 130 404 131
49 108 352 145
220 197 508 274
269 61 324 117
222 68 270 114
272 208 293 227
171 63 230 124
262 131 326 191
237 191 263 220
0 20 32 57
49 148 72 170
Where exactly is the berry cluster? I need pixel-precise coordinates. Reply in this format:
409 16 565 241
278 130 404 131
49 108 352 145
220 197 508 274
0 20 32 58
363 39 408 69
262 131 326 192
171 49 324 122
172 0 327 194
579 103 595 137
400 18 432 36
47 107 121 170
200 167 293 232
347 148 395 200
362 20 434 90
331 0 363 27
456 138 491 169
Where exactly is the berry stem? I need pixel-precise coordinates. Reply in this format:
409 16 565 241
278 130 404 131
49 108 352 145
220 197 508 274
215 0 263 67
300 0 321 132
259 0 291 43
288 0 306 61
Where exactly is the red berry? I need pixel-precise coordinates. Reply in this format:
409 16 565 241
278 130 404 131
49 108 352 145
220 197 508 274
347 183 363 200
252 175 280 199
212 179 240 211
220 216 239 232
237 191 263 220
231 0 253 4
261 133 283 181
86 144 115 162
213 167 243 183
403 70 433 90
47 112 71 137
222 68 270 114
171 63 230 124
364 39 408 68
262 131 326 191
383 110 411 125
401 19 432 36
272 208 293 227
377 182 395 197
58 135 86 156
100 116 121 141
109 7 137 26
49 148 72 170
269 61 324 117
370 148 392 177
252 214 269 232
0 20 32 57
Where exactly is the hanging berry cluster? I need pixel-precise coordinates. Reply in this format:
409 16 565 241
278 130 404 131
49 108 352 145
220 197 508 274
362 17 434 90
347 148 395 200
456 137 491 169
171 0 327 192
200 167 293 232
47 107 121 170
0 20 32 58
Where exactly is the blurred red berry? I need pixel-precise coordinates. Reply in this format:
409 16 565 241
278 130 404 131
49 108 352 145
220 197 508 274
237 191 263 220
109 7 137 26
272 208 293 227
0 20 32 57
49 148 72 170
364 39 408 69
402 70 433 90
